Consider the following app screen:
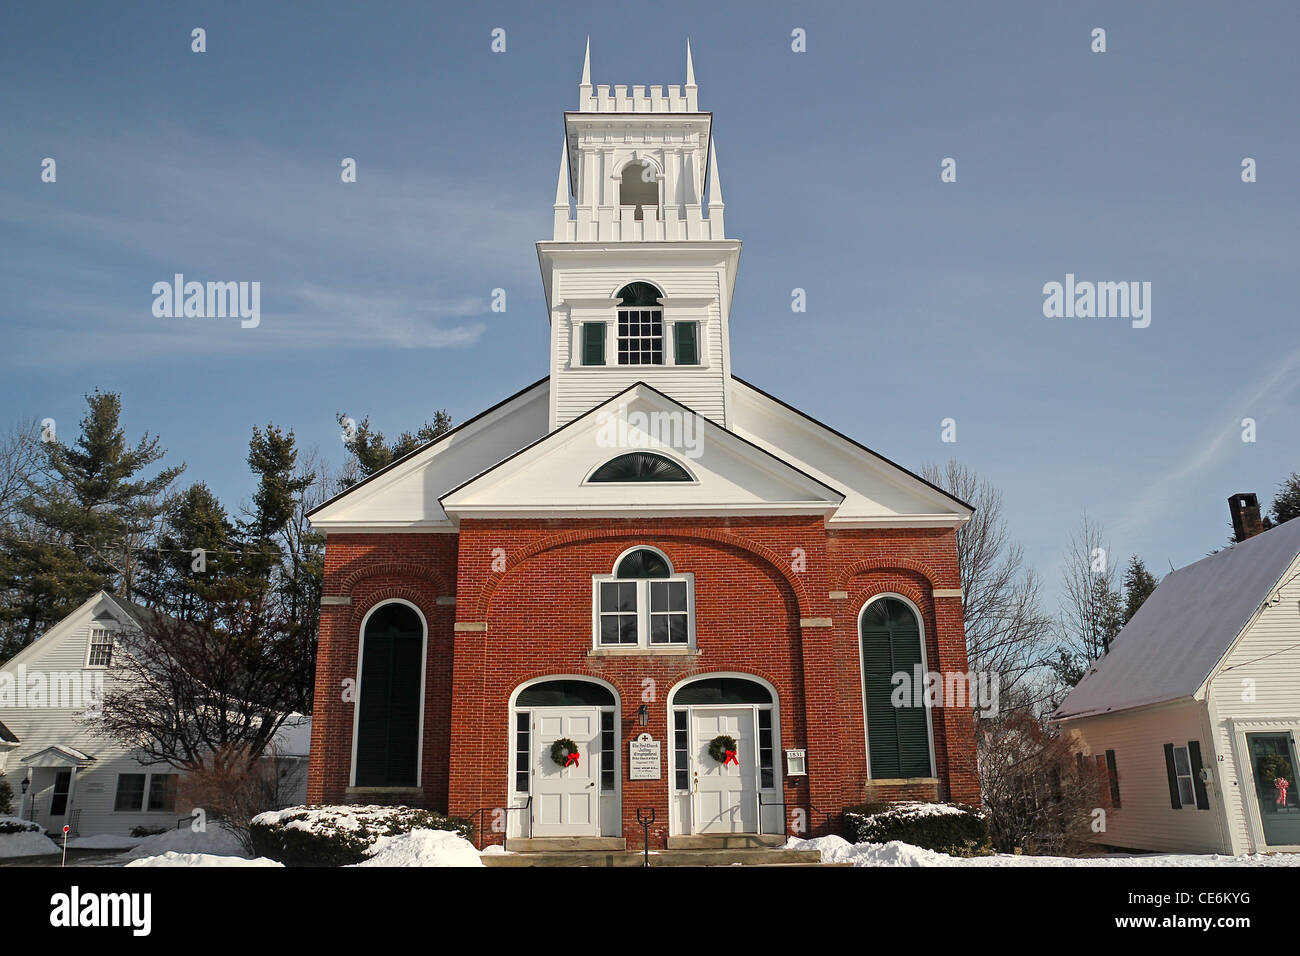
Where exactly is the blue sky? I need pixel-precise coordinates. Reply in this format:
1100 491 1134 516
2 1 1298 606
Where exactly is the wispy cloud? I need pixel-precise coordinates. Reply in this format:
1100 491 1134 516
1114 341 1300 537
0 125 538 366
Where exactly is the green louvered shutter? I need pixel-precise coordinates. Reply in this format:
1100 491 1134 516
581 322 606 366
355 604 423 787
861 598 931 778
674 321 699 365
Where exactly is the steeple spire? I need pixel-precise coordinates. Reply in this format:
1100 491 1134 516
707 139 724 237
685 39 697 111
578 36 592 109
553 139 572 237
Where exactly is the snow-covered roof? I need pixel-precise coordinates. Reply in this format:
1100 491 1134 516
1054 517 1300 720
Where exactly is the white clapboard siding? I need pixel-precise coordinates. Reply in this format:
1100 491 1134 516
1063 700 1224 853
0 595 187 838
1206 550 1300 854
552 267 729 427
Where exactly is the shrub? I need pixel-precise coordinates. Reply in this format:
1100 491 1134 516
843 801 989 856
131 826 170 838
249 805 474 867
0 817 41 835
0 775 11 816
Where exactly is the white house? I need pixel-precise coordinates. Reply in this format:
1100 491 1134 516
0 590 310 838
1053 504 1300 855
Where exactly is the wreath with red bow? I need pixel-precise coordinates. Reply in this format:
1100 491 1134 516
708 735 740 766
550 738 581 768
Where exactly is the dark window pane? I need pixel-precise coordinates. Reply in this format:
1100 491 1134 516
148 774 176 812
114 774 146 812
650 617 668 644
516 680 616 707
673 678 772 705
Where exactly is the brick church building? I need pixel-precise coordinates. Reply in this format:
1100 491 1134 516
306 42 979 849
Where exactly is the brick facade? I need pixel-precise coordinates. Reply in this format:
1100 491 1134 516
307 516 979 848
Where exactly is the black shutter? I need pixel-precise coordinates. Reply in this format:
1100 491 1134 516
582 323 605 366
1105 749 1121 808
861 599 929 778
355 605 423 788
1187 741 1210 810
674 321 699 365
1163 743 1182 809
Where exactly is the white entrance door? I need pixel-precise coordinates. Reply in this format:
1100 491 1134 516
691 707 758 833
531 708 601 836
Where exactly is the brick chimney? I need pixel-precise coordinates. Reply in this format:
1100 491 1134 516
1229 493 1264 542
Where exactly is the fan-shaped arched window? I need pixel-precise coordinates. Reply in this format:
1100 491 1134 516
590 452 692 484
616 282 663 365
860 596 933 778
594 547 694 650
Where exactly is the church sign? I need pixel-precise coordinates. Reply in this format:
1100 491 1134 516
628 732 661 780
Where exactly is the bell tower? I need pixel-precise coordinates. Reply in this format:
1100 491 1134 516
538 39 742 432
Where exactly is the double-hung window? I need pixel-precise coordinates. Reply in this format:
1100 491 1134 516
86 626 113 667
615 282 663 366
594 548 694 650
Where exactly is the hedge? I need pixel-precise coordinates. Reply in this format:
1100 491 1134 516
249 805 474 867
843 801 989 856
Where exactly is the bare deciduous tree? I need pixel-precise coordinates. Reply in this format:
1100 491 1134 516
922 460 1054 705
1054 513 1123 689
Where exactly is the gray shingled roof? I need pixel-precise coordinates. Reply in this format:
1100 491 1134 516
1053 517 1300 721
0 718 17 744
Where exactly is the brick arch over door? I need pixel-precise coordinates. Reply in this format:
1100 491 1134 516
467 528 813 621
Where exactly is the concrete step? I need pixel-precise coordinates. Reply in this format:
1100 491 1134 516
666 833 786 850
481 847 824 868
508 837 627 852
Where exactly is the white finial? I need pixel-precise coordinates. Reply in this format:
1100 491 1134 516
708 139 722 206
581 36 591 86
686 38 696 87
554 139 570 206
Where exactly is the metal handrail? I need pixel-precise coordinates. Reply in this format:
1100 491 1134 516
469 797 532 851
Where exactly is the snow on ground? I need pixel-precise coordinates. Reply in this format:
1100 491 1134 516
787 835 1300 867
351 829 484 867
66 834 144 850
125 851 282 868
120 823 248 860
0 817 60 858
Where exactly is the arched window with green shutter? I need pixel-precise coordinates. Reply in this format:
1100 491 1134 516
860 597 932 778
354 602 424 788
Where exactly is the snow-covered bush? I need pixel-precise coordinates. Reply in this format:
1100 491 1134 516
843 801 988 856
0 815 41 836
249 805 474 867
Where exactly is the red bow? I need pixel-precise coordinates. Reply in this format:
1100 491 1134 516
724 750 739 766
565 751 580 767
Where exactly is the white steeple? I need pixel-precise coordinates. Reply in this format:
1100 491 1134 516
539 41 741 431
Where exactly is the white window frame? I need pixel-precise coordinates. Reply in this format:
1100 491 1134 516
113 771 176 813
1171 744 1197 808
591 548 695 651
85 625 114 669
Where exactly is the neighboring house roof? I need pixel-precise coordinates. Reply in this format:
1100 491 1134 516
1054 517 1300 721
0 718 18 746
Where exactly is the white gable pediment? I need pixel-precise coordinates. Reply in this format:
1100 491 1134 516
441 383 844 518
729 378 973 528
307 379 551 531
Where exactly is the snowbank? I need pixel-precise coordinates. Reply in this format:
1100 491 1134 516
125 851 282 868
352 829 484 868
67 834 143 850
120 823 247 860
0 816 59 858
787 835 1300 867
